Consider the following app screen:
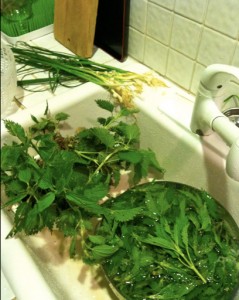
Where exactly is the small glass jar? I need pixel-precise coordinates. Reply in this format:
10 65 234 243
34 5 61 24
1 0 32 35
1 43 18 118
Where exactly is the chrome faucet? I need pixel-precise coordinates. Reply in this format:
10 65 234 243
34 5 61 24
190 64 239 181
223 107 239 128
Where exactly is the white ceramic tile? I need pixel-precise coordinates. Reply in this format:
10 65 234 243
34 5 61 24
205 0 239 38
129 0 147 33
128 27 145 62
146 3 173 45
174 0 208 22
232 42 239 67
144 37 169 75
197 28 236 66
190 63 206 94
149 0 175 10
171 15 202 59
166 49 195 89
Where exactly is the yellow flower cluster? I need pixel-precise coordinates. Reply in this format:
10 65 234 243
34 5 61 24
99 70 168 108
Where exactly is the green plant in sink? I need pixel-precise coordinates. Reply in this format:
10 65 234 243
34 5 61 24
83 182 239 300
1 100 239 300
1 99 164 257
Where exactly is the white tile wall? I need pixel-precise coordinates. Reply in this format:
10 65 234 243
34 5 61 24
144 36 168 75
129 0 147 33
197 28 236 65
166 49 195 90
128 0 239 94
149 0 175 10
205 0 239 39
174 0 208 23
171 15 201 59
146 3 173 45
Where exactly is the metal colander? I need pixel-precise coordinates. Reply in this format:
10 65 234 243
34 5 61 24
1 43 17 118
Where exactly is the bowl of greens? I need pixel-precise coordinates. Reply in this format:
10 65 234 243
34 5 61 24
83 181 239 300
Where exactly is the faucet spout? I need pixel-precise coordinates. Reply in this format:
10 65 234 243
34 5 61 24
226 138 239 181
190 64 239 181
191 64 239 135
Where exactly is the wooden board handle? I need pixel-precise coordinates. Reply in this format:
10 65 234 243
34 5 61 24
54 0 99 57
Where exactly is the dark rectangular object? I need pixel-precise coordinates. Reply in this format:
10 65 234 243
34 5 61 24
94 0 129 61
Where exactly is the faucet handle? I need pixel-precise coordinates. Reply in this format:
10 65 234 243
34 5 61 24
200 64 239 95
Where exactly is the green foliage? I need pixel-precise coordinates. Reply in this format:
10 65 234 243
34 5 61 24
83 181 239 300
1 100 164 258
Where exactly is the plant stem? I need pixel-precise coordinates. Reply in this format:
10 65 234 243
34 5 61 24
175 244 207 283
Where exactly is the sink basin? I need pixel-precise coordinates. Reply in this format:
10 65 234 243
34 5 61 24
1 82 239 299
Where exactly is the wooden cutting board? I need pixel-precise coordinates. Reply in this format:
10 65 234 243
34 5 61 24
54 0 99 58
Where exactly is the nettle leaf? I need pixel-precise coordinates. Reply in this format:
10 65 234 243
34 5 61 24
38 168 53 190
188 211 200 230
97 117 106 126
84 182 108 202
30 118 55 132
111 207 143 222
36 136 58 161
4 120 27 143
199 202 212 231
54 112 69 121
66 192 106 215
156 282 196 298
120 107 139 117
1 145 23 170
118 150 142 164
155 223 174 243
5 179 27 196
41 206 57 230
173 215 188 246
155 189 170 215
1 193 27 209
24 211 44 235
117 123 140 142
161 217 173 237
181 222 190 249
204 193 219 219
30 192 55 215
91 244 119 260
56 210 80 236
95 99 114 112
31 114 39 124
91 128 115 148
137 149 164 178
88 235 106 245
97 116 114 127
145 191 159 217
18 168 31 184
143 235 175 251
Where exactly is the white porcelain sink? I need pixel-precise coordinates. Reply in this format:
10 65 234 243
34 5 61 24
1 82 239 300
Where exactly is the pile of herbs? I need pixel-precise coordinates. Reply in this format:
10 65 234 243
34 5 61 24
83 181 239 300
1 100 164 258
11 42 167 108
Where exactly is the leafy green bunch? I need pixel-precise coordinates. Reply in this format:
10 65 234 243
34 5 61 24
11 42 167 108
1 100 164 257
83 182 239 300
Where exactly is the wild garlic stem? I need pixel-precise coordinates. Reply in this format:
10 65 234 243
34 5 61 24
11 42 167 108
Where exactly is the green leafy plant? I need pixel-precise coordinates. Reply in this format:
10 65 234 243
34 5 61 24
11 42 167 108
83 181 239 300
1 100 164 258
